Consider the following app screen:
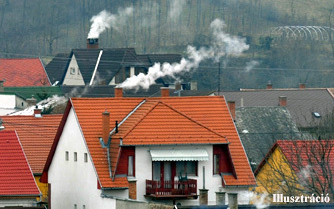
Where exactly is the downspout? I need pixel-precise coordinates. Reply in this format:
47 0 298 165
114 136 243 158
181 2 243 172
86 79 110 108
99 99 147 179
89 50 103 85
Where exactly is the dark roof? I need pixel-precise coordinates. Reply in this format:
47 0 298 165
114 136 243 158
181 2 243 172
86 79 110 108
235 106 306 170
221 89 334 128
72 49 101 84
147 54 182 64
45 53 71 85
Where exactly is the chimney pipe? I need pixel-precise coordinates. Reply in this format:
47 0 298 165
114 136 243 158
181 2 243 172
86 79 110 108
299 83 306 89
34 106 42 118
266 81 273 90
160 87 170 97
102 111 110 145
227 101 236 121
0 80 4 92
278 96 287 107
114 87 123 98
87 38 99 49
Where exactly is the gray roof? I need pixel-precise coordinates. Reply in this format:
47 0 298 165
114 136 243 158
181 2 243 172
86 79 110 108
45 53 71 85
221 89 334 128
235 106 306 170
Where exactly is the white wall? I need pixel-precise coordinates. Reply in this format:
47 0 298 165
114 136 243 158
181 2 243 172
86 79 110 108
0 198 38 207
0 95 16 108
48 108 116 209
135 145 251 206
62 55 85 85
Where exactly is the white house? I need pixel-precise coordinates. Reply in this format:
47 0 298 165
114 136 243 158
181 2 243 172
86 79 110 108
41 88 256 208
0 93 28 115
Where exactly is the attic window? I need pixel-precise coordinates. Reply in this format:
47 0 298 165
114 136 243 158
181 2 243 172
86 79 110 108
312 112 321 118
70 67 76 75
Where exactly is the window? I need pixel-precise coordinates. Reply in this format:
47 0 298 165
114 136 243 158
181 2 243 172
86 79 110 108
84 153 88 163
74 152 77 162
70 67 76 75
213 154 220 175
65 151 69 161
128 156 134 176
176 161 197 176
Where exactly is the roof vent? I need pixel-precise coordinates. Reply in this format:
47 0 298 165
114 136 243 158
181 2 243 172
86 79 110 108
312 112 321 118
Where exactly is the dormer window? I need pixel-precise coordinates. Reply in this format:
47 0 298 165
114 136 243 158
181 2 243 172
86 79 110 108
70 67 76 75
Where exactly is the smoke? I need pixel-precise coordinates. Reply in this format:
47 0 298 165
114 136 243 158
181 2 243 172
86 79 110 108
245 60 259 72
169 0 187 20
87 7 133 38
118 19 249 91
239 191 270 208
8 95 67 116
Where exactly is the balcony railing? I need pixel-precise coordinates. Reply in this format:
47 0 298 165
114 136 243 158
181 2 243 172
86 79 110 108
146 179 197 197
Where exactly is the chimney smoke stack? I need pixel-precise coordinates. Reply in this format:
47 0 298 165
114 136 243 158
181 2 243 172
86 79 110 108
278 96 287 107
114 87 123 98
160 87 170 97
102 111 110 145
34 106 42 118
266 81 273 90
227 101 236 121
299 83 306 89
87 38 99 49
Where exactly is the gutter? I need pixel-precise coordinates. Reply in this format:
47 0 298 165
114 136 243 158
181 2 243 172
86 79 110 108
99 99 147 179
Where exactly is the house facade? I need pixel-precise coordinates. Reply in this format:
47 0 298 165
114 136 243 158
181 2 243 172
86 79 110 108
42 88 256 208
255 140 334 202
0 130 41 207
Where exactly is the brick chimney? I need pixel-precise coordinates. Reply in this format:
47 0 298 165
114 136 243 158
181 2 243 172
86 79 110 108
0 80 4 92
102 110 110 145
34 106 42 118
161 87 170 97
87 38 99 49
114 87 123 98
299 83 306 89
227 101 236 121
278 96 287 107
266 81 273 90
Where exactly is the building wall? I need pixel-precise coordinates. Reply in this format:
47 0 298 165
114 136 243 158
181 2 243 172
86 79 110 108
135 145 251 206
35 176 48 202
0 198 38 207
48 108 116 209
62 55 85 85
255 147 300 198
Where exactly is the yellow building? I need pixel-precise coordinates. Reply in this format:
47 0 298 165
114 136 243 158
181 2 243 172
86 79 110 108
254 140 334 203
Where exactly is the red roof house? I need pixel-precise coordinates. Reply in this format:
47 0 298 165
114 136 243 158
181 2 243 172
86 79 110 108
0 130 41 206
41 88 256 208
1 112 63 203
0 58 50 86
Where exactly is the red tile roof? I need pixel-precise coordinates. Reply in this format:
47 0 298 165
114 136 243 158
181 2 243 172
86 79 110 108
43 96 256 188
0 130 40 196
1 115 63 174
0 58 50 87
255 140 334 191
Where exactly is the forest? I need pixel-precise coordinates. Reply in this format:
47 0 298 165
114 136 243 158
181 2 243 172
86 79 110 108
1 0 334 90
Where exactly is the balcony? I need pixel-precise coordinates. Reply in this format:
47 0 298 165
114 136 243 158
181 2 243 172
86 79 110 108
145 179 198 199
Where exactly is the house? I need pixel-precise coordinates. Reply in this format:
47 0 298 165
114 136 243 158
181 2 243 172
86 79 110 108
220 85 334 131
41 87 256 208
0 58 50 86
1 111 63 203
231 106 307 170
0 130 41 207
254 140 334 202
45 41 182 87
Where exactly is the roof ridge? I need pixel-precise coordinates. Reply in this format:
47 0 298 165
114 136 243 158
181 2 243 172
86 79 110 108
121 100 160 139
121 100 228 143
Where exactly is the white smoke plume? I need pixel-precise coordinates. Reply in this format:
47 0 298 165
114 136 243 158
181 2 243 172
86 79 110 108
245 60 259 72
87 7 133 38
118 19 249 91
239 191 270 208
